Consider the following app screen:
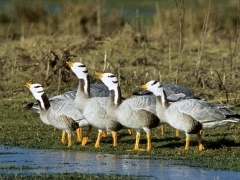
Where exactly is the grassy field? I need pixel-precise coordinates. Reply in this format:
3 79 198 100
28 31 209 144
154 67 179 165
0 0 240 175
0 173 147 180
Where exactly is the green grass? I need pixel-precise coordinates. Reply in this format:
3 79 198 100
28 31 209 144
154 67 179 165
0 172 148 180
0 165 36 170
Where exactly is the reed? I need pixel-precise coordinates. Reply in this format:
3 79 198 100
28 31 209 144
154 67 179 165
195 0 211 80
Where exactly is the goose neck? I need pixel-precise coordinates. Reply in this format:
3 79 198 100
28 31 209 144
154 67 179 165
109 86 122 107
38 93 51 111
155 89 169 108
77 77 90 98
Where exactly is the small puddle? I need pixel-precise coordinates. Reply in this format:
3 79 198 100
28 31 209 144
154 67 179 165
0 145 240 179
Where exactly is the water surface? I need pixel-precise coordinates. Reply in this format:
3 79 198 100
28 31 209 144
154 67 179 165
0 145 240 179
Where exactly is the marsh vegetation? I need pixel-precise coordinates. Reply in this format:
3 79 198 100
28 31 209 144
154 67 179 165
0 0 240 176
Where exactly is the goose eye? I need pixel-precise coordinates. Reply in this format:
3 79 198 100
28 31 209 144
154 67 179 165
37 90 44 93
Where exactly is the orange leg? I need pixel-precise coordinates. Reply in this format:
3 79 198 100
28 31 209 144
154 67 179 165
76 128 82 142
67 134 72 147
61 130 66 143
128 129 134 135
160 125 164 135
185 137 190 150
146 133 151 150
101 130 107 137
95 131 104 148
112 131 117 147
198 130 204 151
176 129 179 137
82 126 93 146
133 134 141 150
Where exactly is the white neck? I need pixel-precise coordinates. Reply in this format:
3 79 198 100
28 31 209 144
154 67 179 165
154 88 168 108
38 99 46 110
112 86 120 106
83 77 90 97
75 76 91 113
108 85 121 107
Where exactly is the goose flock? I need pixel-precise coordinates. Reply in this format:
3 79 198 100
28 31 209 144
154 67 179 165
25 61 240 151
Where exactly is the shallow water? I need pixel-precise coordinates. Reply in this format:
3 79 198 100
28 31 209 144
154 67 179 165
0 145 240 179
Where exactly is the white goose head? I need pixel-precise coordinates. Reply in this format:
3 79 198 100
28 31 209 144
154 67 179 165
141 80 163 97
66 61 88 80
95 72 118 91
25 82 49 111
95 71 121 106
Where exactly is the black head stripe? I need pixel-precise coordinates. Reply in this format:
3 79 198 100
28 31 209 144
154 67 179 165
152 81 158 85
34 85 42 88
113 81 118 84
78 64 86 67
108 75 116 78
83 70 88 73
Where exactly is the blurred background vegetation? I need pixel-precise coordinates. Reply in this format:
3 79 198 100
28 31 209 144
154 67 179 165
0 0 240 110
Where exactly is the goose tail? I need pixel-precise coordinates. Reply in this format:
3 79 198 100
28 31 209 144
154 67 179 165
23 102 40 113
203 118 240 129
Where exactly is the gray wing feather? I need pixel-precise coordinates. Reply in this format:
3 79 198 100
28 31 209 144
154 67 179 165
212 104 237 115
162 84 195 98
49 99 84 121
123 96 157 114
167 93 187 101
89 84 109 97
82 97 120 129
173 99 227 122
49 83 109 100
116 96 160 129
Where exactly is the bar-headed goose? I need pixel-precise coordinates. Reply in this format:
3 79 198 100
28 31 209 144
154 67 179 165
134 82 197 137
141 80 240 151
24 83 110 144
95 72 162 151
66 61 124 148
25 82 84 147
